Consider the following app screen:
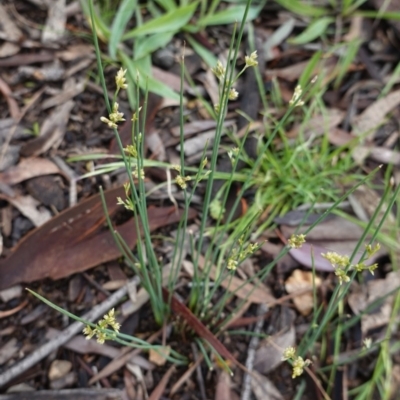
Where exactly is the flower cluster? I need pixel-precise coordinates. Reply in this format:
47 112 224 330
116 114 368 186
101 68 128 129
282 346 311 379
228 147 240 166
226 237 260 271
211 60 226 81
245 51 258 68
211 52 258 114
101 102 125 129
288 234 306 249
322 243 381 285
289 85 305 107
115 68 128 90
175 174 191 189
83 308 121 344
322 251 351 284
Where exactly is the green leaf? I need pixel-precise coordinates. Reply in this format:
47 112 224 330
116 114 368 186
197 4 262 26
185 35 217 68
289 17 334 45
120 52 180 100
274 0 328 17
122 2 198 40
334 39 362 88
154 0 177 12
299 50 322 88
109 0 138 59
134 32 175 60
80 0 110 41
356 10 400 20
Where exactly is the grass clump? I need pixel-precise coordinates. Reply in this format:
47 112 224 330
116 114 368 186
27 0 400 397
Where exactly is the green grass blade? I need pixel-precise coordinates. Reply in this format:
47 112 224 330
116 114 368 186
275 0 328 17
134 32 175 60
185 35 218 68
197 3 264 26
154 0 177 12
80 0 111 41
299 50 322 88
289 17 334 45
109 0 138 59
120 52 180 100
122 2 198 40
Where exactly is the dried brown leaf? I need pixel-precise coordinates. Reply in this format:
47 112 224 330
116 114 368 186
251 371 284 400
285 270 321 316
0 186 197 290
254 326 295 374
353 89 400 139
348 271 400 333
0 157 61 185
185 256 276 305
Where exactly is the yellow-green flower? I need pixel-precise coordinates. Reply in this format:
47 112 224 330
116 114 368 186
288 234 306 249
115 68 128 90
83 325 95 340
83 308 121 345
289 85 304 107
363 337 372 350
212 60 226 80
292 356 311 378
334 268 350 285
228 88 239 100
282 346 296 361
227 257 238 271
176 175 191 189
366 243 380 257
321 252 350 268
109 102 125 124
100 116 117 129
245 51 258 68
131 107 142 122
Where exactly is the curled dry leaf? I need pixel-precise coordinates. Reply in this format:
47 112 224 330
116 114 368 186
348 271 400 334
0 186 197 290
42 0 66 43
285 269 321 316
21 100 74 157
254 326 295 374
0 5 22 58
149 346 170 367
148 364 176 400
48 360 72 381
251 370 284 400
287 108 345 140
0 194 52 227
0 157 61 185
184 256 276 305
0 338 19 366
281 215 364 242
46 328 121 359
352 89 400 139
215 370 233 400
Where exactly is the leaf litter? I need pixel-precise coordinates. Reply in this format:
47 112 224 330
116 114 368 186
1 0 400 399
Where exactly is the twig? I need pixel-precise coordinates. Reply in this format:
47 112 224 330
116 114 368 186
50 155 78 207
240 303 268 400
191 343 207 400
0 87 44 165
0 281 129 388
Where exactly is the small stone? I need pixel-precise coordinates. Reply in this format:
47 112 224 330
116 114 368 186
48 359 72 381
26 176 66 211
152 47 175 69
0 145 20 172
50 372 76 389
0 285 22 302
